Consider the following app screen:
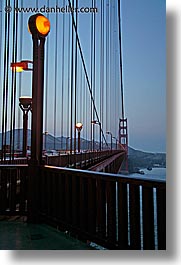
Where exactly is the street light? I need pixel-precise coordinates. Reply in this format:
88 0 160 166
28 14 50 37
106 131 113 152
113 136 118 150
19 97 32 157
91 120 102 151
76 123 83 153
11 60 33 72
43 131 48 151
28 14 50 164
66 137 71 153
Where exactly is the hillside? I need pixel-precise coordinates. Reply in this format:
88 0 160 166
0 129 166 171
128 146 166 172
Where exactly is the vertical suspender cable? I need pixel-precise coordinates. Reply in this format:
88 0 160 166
109 1 113 133
100 0 104 148
54 0 58 149
70 0 74 154
92 0 96 150
68 0 108 147
45 0 49 151
90 0 93 150
67 10 71 138
61 0 65 149
12 0 18 158
73 0 78 153
0 0 2 103
118 0 125 119
1 1 7 160
2 0 11 160
17 0 23 151
105 0 109 143
10 0 18 160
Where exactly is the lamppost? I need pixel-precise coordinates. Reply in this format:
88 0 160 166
66 137 71 153
106 131 113 152
113 136 118 150
76 123 83 153
28 14 50 164
19 96 32 157
10 61 33 155
91 120 102 151
44 131 48 151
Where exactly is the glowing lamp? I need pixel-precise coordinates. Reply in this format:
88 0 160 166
76 123 83 132
11 62 27 72
28 14 50 38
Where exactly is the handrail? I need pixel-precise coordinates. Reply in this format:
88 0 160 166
0 164 166 250
43 165 166 185
36 165 166 250
0 165 28 215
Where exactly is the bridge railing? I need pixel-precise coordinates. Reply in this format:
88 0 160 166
34 165 166 250
0 165 28 215
0 164 166 250
0 158 28 165
44 150 123 168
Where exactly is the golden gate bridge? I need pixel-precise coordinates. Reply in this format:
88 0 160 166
0 0 165 250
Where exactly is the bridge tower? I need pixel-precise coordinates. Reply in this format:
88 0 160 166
119 118 128 172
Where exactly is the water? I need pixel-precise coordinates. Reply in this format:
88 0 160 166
130 167 166 181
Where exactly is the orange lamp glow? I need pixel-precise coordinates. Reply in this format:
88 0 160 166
28 14 50 38
11 66 24 72
76 123 83 132
36 15 50 36
11 62 27 72
10 61 32 72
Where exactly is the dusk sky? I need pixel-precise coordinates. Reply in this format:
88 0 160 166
121 0 166 152
0 0 166 153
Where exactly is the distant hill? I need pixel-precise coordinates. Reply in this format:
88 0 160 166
0 129 98 151
0 129 166 171
128 146 166 172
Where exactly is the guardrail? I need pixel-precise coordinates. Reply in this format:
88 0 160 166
0 158 28 165
0 165 28 215
45 150 124 169
0 164 166 250
32 165 166 250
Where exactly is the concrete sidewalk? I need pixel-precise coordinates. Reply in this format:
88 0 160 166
0 217 94 250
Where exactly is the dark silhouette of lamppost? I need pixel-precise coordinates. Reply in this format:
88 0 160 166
106 131 113 152
28 14 50 164
43 131 48 151
91 120 102 151
19 97 32 157
10 61 33 155
27 14 50 222
66 137 71 153
76 123 83 153
113 136 118 150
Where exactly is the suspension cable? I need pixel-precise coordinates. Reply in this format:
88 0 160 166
68 0 108 147
44 0 50 151
53 0 58 149
73 0 78 152
70 0 74 153
118 0 125 119
61 0 65 150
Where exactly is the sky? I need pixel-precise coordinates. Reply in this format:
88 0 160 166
121 0 166 152
0 0 166 153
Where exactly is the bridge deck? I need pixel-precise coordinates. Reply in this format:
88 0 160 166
0 216 94 250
